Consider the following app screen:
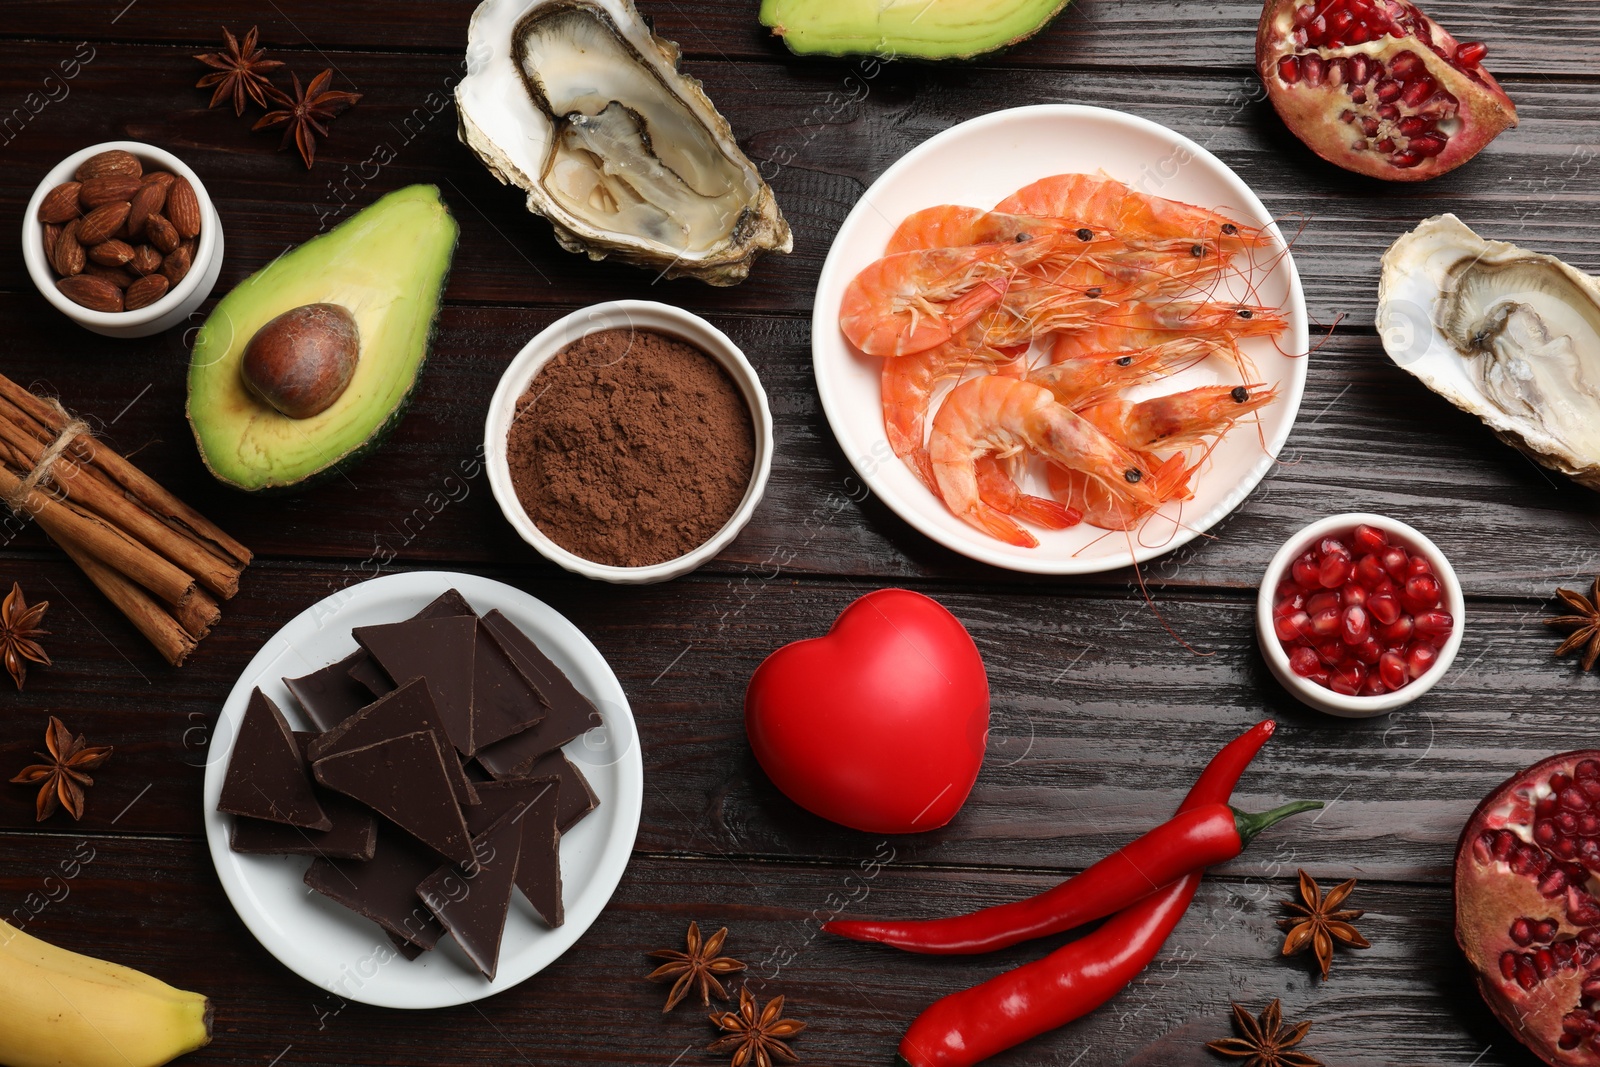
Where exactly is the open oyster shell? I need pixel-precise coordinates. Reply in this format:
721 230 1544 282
457 0 792 286
1377 214 1600 491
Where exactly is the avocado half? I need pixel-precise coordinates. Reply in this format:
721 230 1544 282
187 184 458 492
758 0 1071 60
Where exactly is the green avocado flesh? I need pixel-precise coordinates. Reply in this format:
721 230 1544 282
187 184 458 491
758 0 1069 59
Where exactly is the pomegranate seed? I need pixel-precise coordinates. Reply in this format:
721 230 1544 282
1303 54 1325 86
1359 115 1381 137
1493 831 1516 860
1368 592 1401 625
1275 612 1310 642
1539 795 1561 817
1583 778 1600 802
1560 812 1581 833
1407 555 1434 578
1457 40 1487 65
1512 844 1548 876
1535 949 1556 978
1352 524 1387 554
1390 50 1423 79
1517 956 1538 990
1354 554 1386 587
1378 650 1407 690
1406 641 1438 679
1319 537 1349 557
1293 3 1316 26
1347 23 1369 43
1554 773 1575 792
1274 593 1304 617
1340 582 1367 608
1316 638 1349 666
1309 606 1342 638
1536 820 1558 845
1278 55 1303 83
1329 662 1365 696
1586 976 1600 1000
1414 610 1454 638
1377 615 1414 644
1412 132 1449 157
1557 837 1579 860
1582 813 1600 835
1339 108 1356 124
1352 636 1382 665
1402 76 1437 107
1391 150 1423 168
1360 673 1387 696
1275 577 1302 599
1288 645 1321 677
1398 116 1429 136
1381 545 1408 577
1511 917 1535 945
1341 605 1371 645
1580 759 1600 781
1328 57 1350 85
1375 77 1401 102
1501 951 1518 979
1347 53 1372 85
1292 552 1321 587
1565 787 1590 811
1376 136 1397 152
1319 552 1352 588
1306 590 1340 615
1542 868 1570 897
1328 8 1353 33
1402 575 1443 613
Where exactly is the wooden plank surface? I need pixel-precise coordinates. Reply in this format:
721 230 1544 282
0 1 1590 1065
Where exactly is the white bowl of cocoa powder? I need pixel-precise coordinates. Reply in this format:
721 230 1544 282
485 300 773 584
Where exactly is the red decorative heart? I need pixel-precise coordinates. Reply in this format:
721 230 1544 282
745 588 989 834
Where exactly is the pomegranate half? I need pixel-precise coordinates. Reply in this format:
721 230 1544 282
1457 751 1600 1066
1256 0 1517 181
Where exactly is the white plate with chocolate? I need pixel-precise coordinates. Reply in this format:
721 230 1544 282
201 571 641 1008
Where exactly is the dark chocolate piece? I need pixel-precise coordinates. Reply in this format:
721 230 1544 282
416 588 476 620
354 615 478 755
230 733 377 860
474 611 602 778
306 679 478 808
345 654 395 701
218 688 331 830
388 932 425 960
463 775 565 927
312 730 475 866
305 828 445 951
472 754 597 836
284 650 378 733
418 809 523 981
470 623 545 752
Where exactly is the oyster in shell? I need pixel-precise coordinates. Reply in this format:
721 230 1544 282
1377 214 1600 490
457 0 792 285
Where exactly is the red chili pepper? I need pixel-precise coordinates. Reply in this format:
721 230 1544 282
828 798 1316 954
896 719 1278 1067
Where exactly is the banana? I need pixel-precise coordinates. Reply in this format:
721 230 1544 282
0 919 211 1067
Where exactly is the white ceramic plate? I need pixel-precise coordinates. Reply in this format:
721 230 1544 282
201 571 642 1008
812 105 1311 574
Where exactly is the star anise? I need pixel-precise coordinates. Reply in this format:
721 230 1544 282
253 69 362 169
1206 999 1323 1067
10 716 112 822
194 26 284 116
0 582 49 690
1278 869 1370 980
707 987 805 1067
647 921 746 1012
1547 576 1600 672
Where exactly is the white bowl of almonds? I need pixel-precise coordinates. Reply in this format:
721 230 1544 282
23 141 223 338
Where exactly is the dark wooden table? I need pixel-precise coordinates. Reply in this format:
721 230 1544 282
0 2 1595 1064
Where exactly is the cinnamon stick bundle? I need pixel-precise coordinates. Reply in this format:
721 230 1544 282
0 371 250 666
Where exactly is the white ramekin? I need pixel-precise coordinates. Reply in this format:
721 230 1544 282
22 140 224 338
485 300 774 584
1257 512 1465 717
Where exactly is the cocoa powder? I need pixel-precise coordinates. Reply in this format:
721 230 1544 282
507 328 755 568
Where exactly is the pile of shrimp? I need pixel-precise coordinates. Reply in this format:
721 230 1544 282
838 172 1290 549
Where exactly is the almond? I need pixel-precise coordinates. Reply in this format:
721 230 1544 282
142 171 176 189
160 244 191 285
75 149 142 183
88 239 135 267
57 274 123 313
78 175 141 210
84 263 134 290
145 213 179 254
127 180 167 237
130 244 164 276
38 182 83 224
42 222 62 261
166 177 202 239
77 200 131 246
53 221 84 277
124 273 169 311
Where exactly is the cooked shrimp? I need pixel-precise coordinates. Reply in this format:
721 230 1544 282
882 341 1026 490
886 206 1110 256
974 456 1082 530
1047 451 1194 531
1027 338 1215 409
1049 299 1288 377
928 376 1163 548
840 239 1063 357
996 172 1272 256
1076 383 1279 452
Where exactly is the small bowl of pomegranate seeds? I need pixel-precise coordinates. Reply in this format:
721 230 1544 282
1257 512 1464 717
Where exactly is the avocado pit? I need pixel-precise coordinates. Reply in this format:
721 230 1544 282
240 303 360 420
